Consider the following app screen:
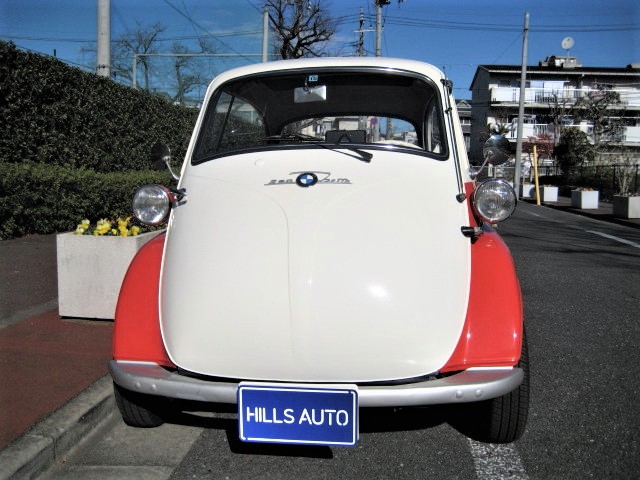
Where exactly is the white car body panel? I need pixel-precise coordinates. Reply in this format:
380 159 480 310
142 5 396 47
160 148 471 382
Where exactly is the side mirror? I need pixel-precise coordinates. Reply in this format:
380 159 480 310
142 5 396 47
151 142 180 181
482 134 511 166
470 134 512 180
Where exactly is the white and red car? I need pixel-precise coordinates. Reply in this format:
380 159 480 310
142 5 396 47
110 57 528 446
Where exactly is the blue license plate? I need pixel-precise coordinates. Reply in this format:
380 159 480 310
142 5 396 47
238 383 358 446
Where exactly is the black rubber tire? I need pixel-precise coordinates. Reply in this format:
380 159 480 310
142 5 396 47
458 328 530 443
113 383 165 428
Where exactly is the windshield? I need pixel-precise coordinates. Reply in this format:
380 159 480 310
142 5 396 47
192 69 447 164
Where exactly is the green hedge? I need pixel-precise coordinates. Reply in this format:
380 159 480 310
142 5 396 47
0 162 173 239
0 41 198 172
0 41 199 238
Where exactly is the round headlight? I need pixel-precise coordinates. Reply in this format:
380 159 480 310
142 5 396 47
472 179 517 223
132 184 172 226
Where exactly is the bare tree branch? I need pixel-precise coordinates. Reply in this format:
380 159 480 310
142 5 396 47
265 0 337 59
112 21 166 90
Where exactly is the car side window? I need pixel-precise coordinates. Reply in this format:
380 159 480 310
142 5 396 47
193 91 265 162
425 101 443 154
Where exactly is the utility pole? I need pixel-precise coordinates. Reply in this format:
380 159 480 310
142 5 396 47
375 1 391 137
375 1 388 57
513 12 529 197
357 8 365 56
96 0 110 77
262 5 269 62
354 7 374 57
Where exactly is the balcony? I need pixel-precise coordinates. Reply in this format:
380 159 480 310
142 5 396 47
505 123 640 145
490 87 640 108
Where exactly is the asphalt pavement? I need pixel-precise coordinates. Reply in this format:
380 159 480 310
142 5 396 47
0 195 637 479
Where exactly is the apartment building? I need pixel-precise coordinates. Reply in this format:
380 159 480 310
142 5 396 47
455 98 472 155
468 56 640 164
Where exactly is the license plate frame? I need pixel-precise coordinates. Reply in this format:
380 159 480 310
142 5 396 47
238 383 359 447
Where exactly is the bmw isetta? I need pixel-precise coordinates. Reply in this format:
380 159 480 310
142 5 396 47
110 57 528 446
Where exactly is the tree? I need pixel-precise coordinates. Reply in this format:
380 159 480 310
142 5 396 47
112 21 166 90
523 132 554 160
266 0 338 59
166 40 216 106
615 149 639 195
554 128 594 173
571 88 625 163
102 21 216 105
546 92 573 146
487 122 515 136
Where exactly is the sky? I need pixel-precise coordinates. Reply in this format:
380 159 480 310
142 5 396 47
1 0 639 100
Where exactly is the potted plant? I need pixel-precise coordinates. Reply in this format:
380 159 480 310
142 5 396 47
519 183 535 199
571 188 599 209
613 194 640 219
539 185 559 202
57 217 163 319
612 156 639 218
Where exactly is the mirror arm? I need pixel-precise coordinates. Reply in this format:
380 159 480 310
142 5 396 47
469 156 490 180
163 155 180 181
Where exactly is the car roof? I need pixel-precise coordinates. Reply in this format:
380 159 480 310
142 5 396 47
208 57 445 89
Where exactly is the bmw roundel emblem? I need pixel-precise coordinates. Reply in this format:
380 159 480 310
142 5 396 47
296 172 318 187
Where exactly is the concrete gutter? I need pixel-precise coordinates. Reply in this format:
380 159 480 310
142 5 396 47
0 376 115 480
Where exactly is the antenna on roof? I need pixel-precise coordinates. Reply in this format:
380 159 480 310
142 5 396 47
561 37 574 55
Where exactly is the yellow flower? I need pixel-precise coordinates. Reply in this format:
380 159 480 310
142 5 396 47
75 216 147 236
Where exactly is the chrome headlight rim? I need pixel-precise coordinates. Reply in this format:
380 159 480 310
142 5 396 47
132 184 173 226
472 179 517 224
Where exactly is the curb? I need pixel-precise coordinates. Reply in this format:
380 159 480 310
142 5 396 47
0 376 115 480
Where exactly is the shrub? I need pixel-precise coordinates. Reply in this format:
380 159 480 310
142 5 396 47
554 128 594 173
0 41 198 172
0 41 198 238
0 162 173 239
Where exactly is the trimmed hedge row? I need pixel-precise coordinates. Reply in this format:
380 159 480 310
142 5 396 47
0 162 173 239
0 41 200 238
0 41 198 172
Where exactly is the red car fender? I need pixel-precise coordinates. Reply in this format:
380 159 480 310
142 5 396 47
112 232 174 367
440 183 523 372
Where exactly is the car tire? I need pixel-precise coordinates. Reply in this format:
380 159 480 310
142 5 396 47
455 328 530 443
113 383 165 428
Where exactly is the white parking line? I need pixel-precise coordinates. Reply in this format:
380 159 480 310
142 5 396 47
585 230 640 249
522 210 543 218
468 439 529 480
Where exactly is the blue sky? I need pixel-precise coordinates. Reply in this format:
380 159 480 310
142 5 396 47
2 0 638 99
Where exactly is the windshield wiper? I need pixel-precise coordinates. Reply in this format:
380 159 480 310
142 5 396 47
263 133 321 142
331 144 373 163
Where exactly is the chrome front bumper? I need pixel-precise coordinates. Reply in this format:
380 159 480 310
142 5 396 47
109 360 523 407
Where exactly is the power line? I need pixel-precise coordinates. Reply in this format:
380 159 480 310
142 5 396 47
2 31 263 45
358 13 640 32
160 0 256 63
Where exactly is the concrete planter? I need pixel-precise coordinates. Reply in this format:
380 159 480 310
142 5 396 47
539 186 558 202
613 195 640 219
57 231 161 319
520 183 535 199
571 190 599 209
